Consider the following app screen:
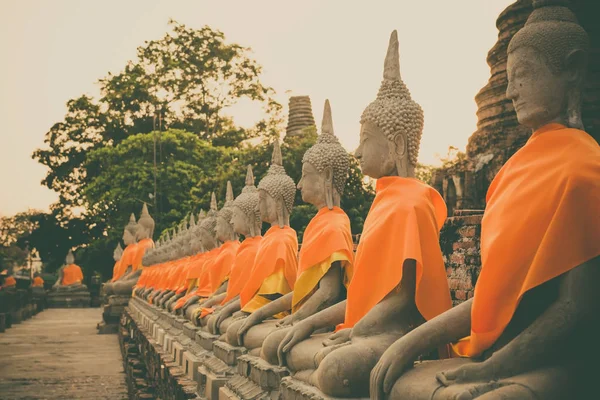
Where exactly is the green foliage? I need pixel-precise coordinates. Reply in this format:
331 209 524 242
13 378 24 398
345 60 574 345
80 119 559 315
415 163 435 185
33 21 279 217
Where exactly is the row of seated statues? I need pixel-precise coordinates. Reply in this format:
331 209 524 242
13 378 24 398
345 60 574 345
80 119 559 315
115 2 599 398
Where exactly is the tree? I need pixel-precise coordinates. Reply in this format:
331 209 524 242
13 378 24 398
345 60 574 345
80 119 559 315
33 21 279 218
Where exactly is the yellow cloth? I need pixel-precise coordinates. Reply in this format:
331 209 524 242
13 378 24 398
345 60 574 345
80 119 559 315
242 269 292 318
292 252 350 313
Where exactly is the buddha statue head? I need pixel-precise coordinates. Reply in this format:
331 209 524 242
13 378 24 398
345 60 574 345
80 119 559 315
257 140 296 227
136 203 155 241
113 243 123 262
190 209 206 254
198 192 220 251
216 181 239 242
507 0 589 131
123 213 138 245
232 165 262 237
299 100 350 209
178 217 191 258
355 30 424 179
66 249 75 265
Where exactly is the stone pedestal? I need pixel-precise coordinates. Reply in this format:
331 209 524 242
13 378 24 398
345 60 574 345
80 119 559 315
222 354 290 400
278 377 369 400
47 288 91 308
197 340 248 399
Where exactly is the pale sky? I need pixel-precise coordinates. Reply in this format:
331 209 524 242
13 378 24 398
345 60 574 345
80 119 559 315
0 0 514 216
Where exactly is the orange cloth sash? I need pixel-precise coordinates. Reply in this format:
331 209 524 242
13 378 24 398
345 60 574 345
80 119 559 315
194 247 222 297
221 236 262 304
111 260 121 281
207 240 240 294
133 238 154 270
173 249 219 310
32 276 44 287
240 226 298 311
454 124 600 357
339 176 450 331
62 264 84 286
292 207 354 312
3 276 16 288
113 243 137 281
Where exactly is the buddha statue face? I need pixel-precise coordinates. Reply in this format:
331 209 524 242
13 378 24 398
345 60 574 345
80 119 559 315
506 1 588 131
216 215 235 242
199 228 217 251
66 250 75 265
297 162 329 209
355 120 404 179
123 229 136 246
231 206 251 236
507 46 586 132
258 189 279 225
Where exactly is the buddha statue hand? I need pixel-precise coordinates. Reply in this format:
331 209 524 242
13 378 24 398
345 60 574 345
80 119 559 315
438 357 502 386
277 319 316 366
313 328 353 365
275 314 293 328
370 332 425 400
236 310 265 346
232 310 246 319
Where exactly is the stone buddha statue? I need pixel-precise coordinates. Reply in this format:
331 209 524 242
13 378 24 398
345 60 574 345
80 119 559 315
178 193 222 318
232 99 354 360
111 213 138 283
111 244 123 283
53 250 87 291
274 31 451 397
107 204 155 296
187 182 241 324
370 2 600 399
218 140 299 348
205 165 263 333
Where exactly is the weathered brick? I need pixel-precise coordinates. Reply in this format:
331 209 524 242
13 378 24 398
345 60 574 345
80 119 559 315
455 290 467 300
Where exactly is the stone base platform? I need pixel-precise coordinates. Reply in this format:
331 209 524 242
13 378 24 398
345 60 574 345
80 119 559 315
98 295 131 333
47 290 91 308
220 354 290 400
122 297 206 399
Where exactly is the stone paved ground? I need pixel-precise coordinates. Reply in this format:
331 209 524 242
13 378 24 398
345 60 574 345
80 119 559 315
0 308 128 399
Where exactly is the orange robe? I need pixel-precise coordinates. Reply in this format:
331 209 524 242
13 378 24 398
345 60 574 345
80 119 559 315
173 250 218 311
454 124 600 357
133 238 154 270
240 226 298 315
222 236 262 304
2 276 17 288
292 207 354 312
112 243 137 281
32 276 44 287
62 264 84 286
338 176 450 331
193 247 223 297
206 240 240 295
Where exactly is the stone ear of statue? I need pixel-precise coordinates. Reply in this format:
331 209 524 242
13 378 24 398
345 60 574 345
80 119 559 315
276 195 285 228
324 166 335 210
565 49 587 129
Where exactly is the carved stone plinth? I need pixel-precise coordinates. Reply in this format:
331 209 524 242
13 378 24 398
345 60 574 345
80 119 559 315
279 377 369 400
47 289 91 308
198 330 221 351
222 354 290 400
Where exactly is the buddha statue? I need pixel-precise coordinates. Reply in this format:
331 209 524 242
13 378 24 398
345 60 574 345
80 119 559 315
371 2 600 399
231 99 355 361
112 213 138 282
106 204 155 296
274 30 451 397
204 166 263 333
217 139 298 348
187 182 241 325
53 250 87 291
165 212 208 312
174 193 222 316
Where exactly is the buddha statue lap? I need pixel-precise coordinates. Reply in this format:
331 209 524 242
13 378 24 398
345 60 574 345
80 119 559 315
273 31 452 398
370 2 600 399
209 140 299 350
230 100 355 363
203 166 263 333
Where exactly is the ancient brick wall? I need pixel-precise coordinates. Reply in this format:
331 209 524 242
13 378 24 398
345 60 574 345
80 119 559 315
440 212 483 306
